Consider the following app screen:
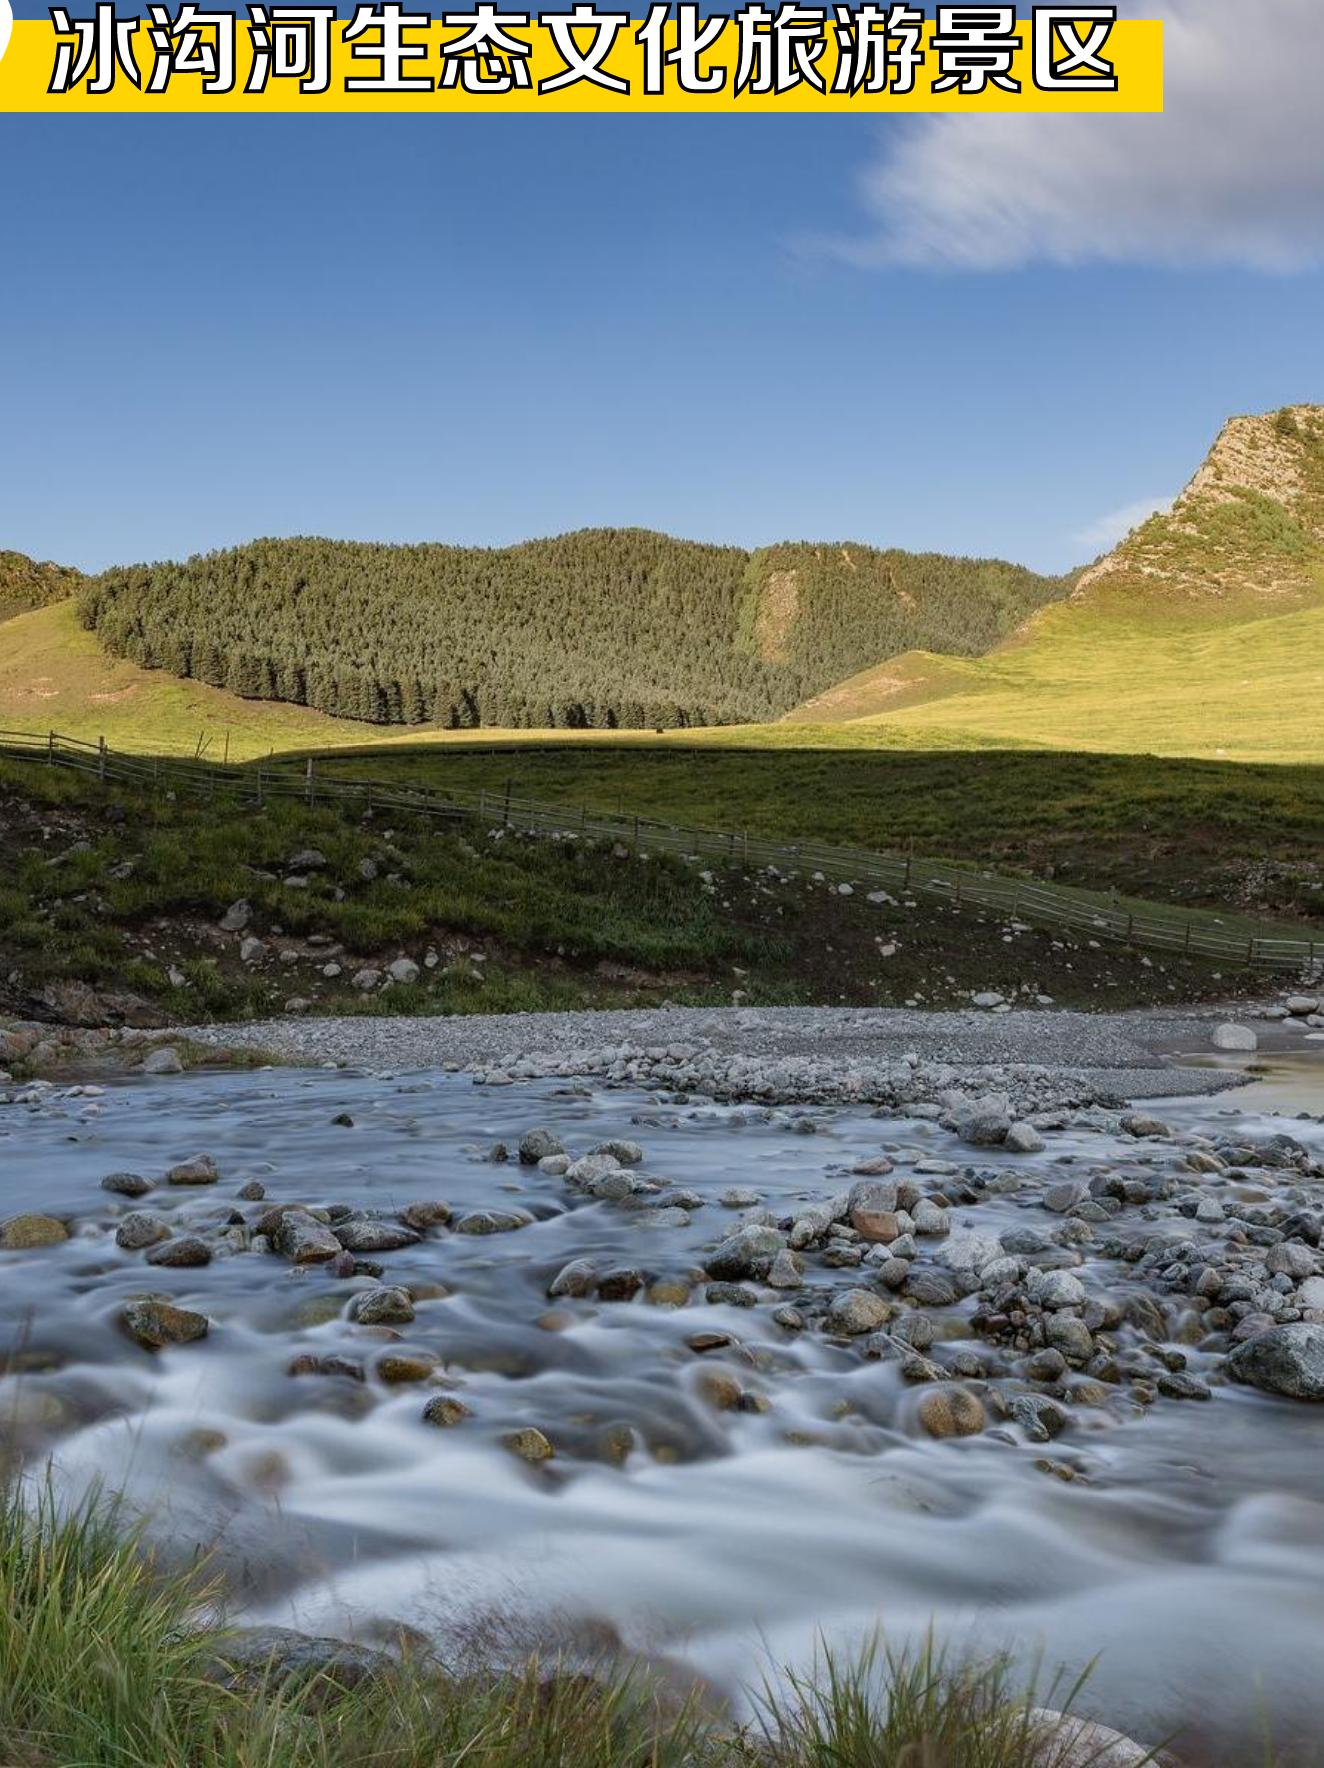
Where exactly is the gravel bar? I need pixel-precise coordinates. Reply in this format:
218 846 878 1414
177 1005 1249 1102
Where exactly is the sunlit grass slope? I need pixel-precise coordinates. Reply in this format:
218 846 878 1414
784 404 1324 763
811 598 1324 762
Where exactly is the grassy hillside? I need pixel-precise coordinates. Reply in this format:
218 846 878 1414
785 406 1324 760
309 743 1324 925
0 751 1283 1039
0 601 371 757
74 529 1069 732
0 550 81 625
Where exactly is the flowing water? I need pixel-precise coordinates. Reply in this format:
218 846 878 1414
3 1053 1324 1759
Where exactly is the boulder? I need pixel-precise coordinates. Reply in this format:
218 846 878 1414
332 1215 421 1253
197 1626 392 1702
502 1427 554 1463
115 1212 172 1251
167 1154 219 1186
272 1209 342 1264
704 1224 786 1281
1005 1121 1046 1154
1211 1023 1258 1052
142 1048 184 1076
121 1299 209 1349
518 1128 566 1165
348 1286 415 1325
101 1172 152 1198
1 1213 70 1250
917 1386 985 1438
1228 1322 1324 1400
146 1235 212 1268
956 1093 1012 1147
421 1395 472 1426
826 1288 892 1335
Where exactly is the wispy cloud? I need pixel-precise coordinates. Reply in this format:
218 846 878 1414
1072 495 1173 557
845 0 1324 272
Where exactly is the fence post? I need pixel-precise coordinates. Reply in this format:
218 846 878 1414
305 757 315 808
47 731 55 767
1247 935 1255 965
98 736 107 783
1184 922 1192 952
503 778 513 826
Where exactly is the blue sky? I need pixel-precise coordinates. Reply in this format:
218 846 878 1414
2 0 1322 574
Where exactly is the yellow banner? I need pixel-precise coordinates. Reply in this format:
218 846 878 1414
0 11 1163 115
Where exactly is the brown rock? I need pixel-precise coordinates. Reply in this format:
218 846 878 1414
1 1214 69 1250
121 1299 209 1350
502 1427 554 1463
917 1385 985 1439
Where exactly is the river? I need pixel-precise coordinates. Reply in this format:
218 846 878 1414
3 1049 1324 1761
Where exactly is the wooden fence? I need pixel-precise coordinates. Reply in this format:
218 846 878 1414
1 727 1320 975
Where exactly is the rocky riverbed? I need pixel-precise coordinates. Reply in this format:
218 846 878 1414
4 1035 1324 1763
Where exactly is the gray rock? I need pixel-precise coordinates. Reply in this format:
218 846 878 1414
272 1209 342 1264
219 900 251 932
332 1215 421 1254
548 1258 599 1298
116 1212 172 1251
102 1172 152 1198
826 1288 892 1335
387 957 421 986
1027 1268 1086 1309
167 1154 219 1186
1228 1323 1324 1400
705 1223 786 1281
518 1128 566 1165
1265 1241 1317 1280
956 1093 1012 1147
767 1248 806 1289
453 1208 533 1235
142 1047 184 1076
197 1626 392 1701
348 1286 416 1325
1211 1023 1258 1052
146 1235 212 1268
1005 1121 1046 1154
1120 1112 1170 1139
588 1139 644 1166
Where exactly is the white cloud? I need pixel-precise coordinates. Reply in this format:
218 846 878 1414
849 0 1324 271
1072 494 1173 556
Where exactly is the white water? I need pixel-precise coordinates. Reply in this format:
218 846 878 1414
4 1057 1324 1760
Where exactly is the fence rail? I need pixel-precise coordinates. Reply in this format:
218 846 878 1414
2 727 1320 974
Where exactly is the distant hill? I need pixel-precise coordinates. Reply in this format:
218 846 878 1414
73 530 1069 731
0 550 81 626
783 405 1324 762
